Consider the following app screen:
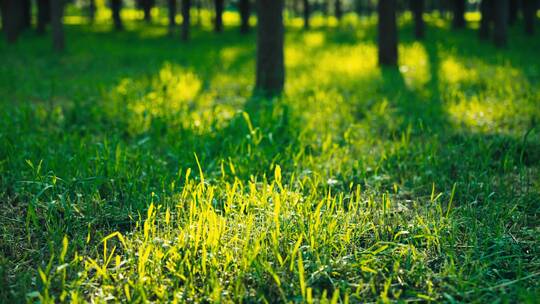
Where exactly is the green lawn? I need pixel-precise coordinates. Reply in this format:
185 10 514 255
1 12 539 303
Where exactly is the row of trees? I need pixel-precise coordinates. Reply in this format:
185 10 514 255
1 0 538 95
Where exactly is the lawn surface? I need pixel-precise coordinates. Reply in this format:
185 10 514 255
1 10 539 303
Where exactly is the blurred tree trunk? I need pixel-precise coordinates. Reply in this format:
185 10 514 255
181 0 191 40
214 0 224 32
508 0 518 25
378 0 398 66
111 0 123 30
479 0 492 39
22 0 31 29
142 0 153 23
3 0 24 43
89 0 96 23
168 0 176 33
256 0 285 96
452 0 466 28
493 0 508 47
411 0 425 39
239 0 250 33
50 0 65 51
303 0 310 29
523 0 536 35
335 0 342 20
37 0 51 34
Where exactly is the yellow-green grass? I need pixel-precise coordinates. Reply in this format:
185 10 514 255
0 8 539 303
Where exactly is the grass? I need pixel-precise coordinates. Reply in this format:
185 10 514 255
1 9 540 303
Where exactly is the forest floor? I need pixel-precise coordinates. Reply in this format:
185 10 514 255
1 11 539 303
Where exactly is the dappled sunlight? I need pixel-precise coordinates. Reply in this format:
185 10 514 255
107 63 204 135
399 43 430 89
440 56 479 85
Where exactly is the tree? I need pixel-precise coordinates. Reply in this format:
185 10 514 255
523 0 537 35
303 0 310 29
214 0 224 32
335 0 342 21
508 0 518 25
378 0 398 66
37 0 51 34
181 0 191 40
256 0 285 96
3 0 24 43
89 0 96 23
22 0 31 29
168 0 177 33
452 0 466 29
111 0 123 30
50 0 65 51
493 0 508 47
410 0 425 39
239 0 251 33
479 0 493 39
141 0 154 23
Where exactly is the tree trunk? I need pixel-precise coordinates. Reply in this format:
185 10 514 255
181 0 191 40
411 0 425 39
523 0 536 35
239 0 250 33
256 0 285 96
378 0 398 66
303 0 310 29
214 0 224 32
89 0 96 23
508 0 518 25
111 0 123 30
50 0 65 51
452 0 466 28
168 0 176 33
37 0 51 34
22 0 31 29
479 0 492 39
493 0 508 47
335 0 342 20
3 0 24 43
142 0 152 23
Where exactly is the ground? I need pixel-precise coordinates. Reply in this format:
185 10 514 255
0 9 539 303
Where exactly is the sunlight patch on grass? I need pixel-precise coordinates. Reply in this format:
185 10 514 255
399 43 430 89
440 57 478 85
303 32 326 48
108 63 202 134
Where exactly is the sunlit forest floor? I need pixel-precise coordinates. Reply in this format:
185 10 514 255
1 10 539 303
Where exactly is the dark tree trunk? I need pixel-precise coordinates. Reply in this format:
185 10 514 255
452 0 466 28
50 0 65 51
378 0 398 66
256 0 285 96
142 0 153 22
335 0 342 20
37 0 51 34
168 0 176 32
111 0 123 30
508 0 518 25
0 1 5 33
479 0 493 39
493 0 508 47
410 0 425 39
3 0 24 43
22 0 31 29
181 0 191 40
239 0 250 33
303 0 310 29
214 0 224 32
89 0 96 23
523 0 536 35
